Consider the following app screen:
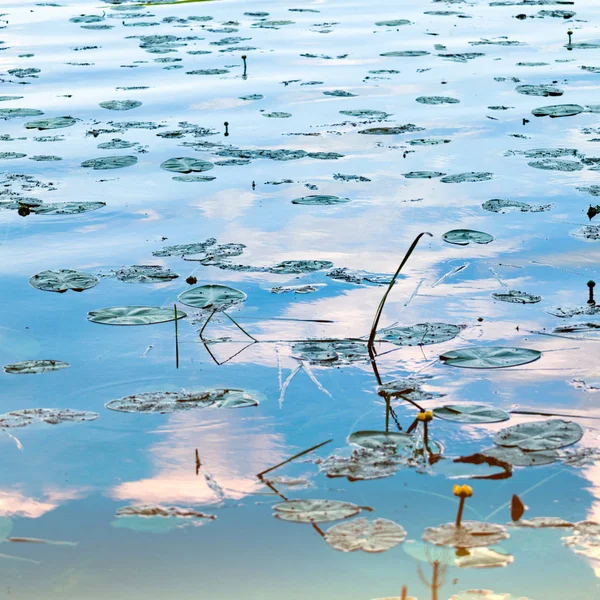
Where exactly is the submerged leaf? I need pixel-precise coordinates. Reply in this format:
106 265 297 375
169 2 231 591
348 430 414 451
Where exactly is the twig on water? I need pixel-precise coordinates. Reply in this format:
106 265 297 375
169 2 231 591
174 304 180 368
257 439 332 479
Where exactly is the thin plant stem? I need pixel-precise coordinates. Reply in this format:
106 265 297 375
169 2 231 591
199 308 217 340
224 312 258 342
455 497 466 528
174 304 179 368
257 439 332 479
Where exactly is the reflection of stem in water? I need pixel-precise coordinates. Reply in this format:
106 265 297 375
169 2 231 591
417 558 446 600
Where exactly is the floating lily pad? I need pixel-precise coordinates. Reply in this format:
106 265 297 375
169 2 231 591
114 265 179 284
493 419 583 451
379 323 462 346
273 499 362 523
115 505 215 524
292 195 350 205
359 124 424 135
178 284 246 310
323 90 357 97
173 175 216 183
3 360 70 375
24 116 77 130
375 19 411 27
316 447 405 481
482 199 551 213
440 347 541 369
291 341 368 364
29 269 98 293
403 171 445 179
270 284 325 294
572 225 600 241
31 202 106 215
184 244 246 265
546 305 600 318
378 378 444 402
340 109 390 118
409 138 451 146
440 173 493 183
562 521 600 562
528 159 583 171
186 69 229 75
262 112 292 118
269 260 332 274
433 404 510 424
0 153 26 160
423 521 509 548
381 51 429 57
532 104 584 118
106 388 259 413
484 445 559 468
160 157 214 173
97 139 137 150
492 290 541 304
81 155 138 170
442 230 494 245
325 518 406 553
348 430 414 451
239 94 263 101
516 84 563 97
511 517 573 528
99 100 142 111
0 109 44 120
87 306 186 325
416 96 460 105
153 239 216 257
0 408 98 428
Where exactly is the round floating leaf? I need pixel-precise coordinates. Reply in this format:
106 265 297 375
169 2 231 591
442 230 494 246
532 104 584 118
24 116 77 130
359 125 424 135
273 499 362 523
160 157 214 173
423 521 509 548
99 100 142 111
114 265 179 284
416 96 460 105
528 159 583 172
348 430 414 451
239 94 263 101
3 360 69 375
317 447 406 481
81 155 138 170
292 195 350 205
440 172 493 183
31 202 106 215
403 171 445 179
0 408 98 428
324 518 406 553
433 404 510 424
186 69 229 75
482 446 558 467
0 108 44 120
269 260 333 274
87 306 186 326
106 389 259 413
291 340 368 364
379 323 462 346
178 284 246 310
562 521 600 562
97 139 137 150
482 199 552 214
516 84 563 97
29 269 98 293
381 51 429 57
263 112 291 118
493 419 583 451
440 347 541 369
340 109 391 118
375 19 411 26
511 517 573 528
492 290 541 304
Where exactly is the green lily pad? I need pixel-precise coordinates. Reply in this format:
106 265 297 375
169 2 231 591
324 518 406 553
153 239 216 257
269 260 332 274
0 153 26 160
273 499 362 523
482 199 552 213
375 20 411 27
81 155 138 170
262 112 292 118
239 94 263 101
433 404 510 424
340 109 391 118
160 157 214 173
97 139 137 150
403 171 445 179
409 138 451 146
493 419 583 451
0 408 98 427
516 84 563 97
440 347 542 369
423 521 509 549
532 104 584 118
291 340 368 364
178 284 246 310
440 173 494 183
492 290 541 304
24 116 77 130
416 96 460 105
323 90 357 97
106 388 259 413
186 69 229 75
292 195 350 205
317 447 406 481
379 323 462 346
0 109 44 120
114 265 179 284
31 202 106 215
3 360 69 375
562 521 600 563
381 51 429 57
528 159 583 171
348 430 414 451
359 125 424 135
87 306 186 325
99 100 142 111
29 269 98 293
511 517 573 528
442 229 494 245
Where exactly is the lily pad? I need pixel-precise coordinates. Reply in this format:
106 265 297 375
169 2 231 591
160 157 214 173
493 419 583 451
291 341 368 364
29 269 99 293
511 517 573 528
381 51 429 57
3 360 69 375
440 173 494 183
0 408 98 428
532 104 584 118
408 138 451 146
562 521 600 562
87 306 186 325
403 171 445 179
528 159 583 171
359 125 424 135
0 109 44 120
81 155 138 170
153 239 216 257
114 265 179 284
292 195 350 205
440 347 542 369
492 290 541 304
263 112 292 118
340 109 390 118
186 69 229 75
316 447 405 481
273 499 361 523
323 90 357 98
348 430 414 451
423 521 509 548
106 389 259 413
31 202 106 215
99 100 142 111
178 284 246 310
572 225 600 241
24 116 77 130
375 20 411 27
324 518 406 553
416 96 460 104
379 323 462 346
516 84 563 97
269 260 332 274
442 230 494 245
433 404 510 424
482 199 551 213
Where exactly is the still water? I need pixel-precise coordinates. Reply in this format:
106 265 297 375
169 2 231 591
1 0 600 598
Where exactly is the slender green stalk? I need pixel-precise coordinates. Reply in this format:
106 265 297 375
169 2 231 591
455 496 466 528
174 304 179 369
368 232 433 352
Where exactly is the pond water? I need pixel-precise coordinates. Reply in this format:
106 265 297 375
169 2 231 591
1 0 600 598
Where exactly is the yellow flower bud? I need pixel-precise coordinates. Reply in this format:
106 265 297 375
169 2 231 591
461 484 473 497
417 411 427 421
425 410 433 421
453 484 462 497
568 30 573 35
